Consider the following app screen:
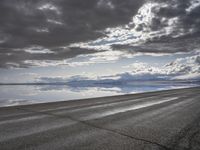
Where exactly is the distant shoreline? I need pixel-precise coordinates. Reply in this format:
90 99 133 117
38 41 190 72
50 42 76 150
0 79 199 85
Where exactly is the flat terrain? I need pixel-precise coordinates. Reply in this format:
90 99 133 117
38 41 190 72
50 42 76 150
0 87 200 150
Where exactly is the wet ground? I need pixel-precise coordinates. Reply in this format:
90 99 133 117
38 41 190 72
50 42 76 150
0 87 200 150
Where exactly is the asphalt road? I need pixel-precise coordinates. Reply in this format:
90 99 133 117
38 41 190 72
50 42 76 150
0 87 200 150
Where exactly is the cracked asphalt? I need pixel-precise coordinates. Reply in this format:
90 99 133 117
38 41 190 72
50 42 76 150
0 87 200 150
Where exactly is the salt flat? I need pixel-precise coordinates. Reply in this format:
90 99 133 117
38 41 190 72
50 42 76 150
0 87 200 150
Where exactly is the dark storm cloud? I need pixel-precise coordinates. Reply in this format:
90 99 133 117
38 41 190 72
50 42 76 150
150 0 200 35
0 0 144 68
0 0 200 68
110 0 200 55
71 0 200 56
112 37 200 54
0 47 99 68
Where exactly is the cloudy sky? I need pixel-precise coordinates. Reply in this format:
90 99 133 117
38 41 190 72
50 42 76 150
0 0 200 83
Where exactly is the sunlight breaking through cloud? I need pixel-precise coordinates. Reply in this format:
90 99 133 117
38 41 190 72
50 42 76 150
70 1 196 53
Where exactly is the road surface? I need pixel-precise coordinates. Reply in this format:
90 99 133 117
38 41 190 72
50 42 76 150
0 87 200 150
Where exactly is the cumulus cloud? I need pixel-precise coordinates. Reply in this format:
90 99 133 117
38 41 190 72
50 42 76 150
35 53 200 94
38 51 200 83
186 0 200 13
37 63 199 94
71 0 200 55
122 51 200 80
164 52 200 79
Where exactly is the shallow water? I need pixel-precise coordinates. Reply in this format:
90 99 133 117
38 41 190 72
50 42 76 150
0 82 198 107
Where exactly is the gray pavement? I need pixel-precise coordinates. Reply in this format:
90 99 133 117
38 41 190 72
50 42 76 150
0 87 200 150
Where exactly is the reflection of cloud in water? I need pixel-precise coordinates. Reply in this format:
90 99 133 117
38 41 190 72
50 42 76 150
0 82 199 107
0 99 33 107
35 85 69 91
35 81 198 94
36 85 122 94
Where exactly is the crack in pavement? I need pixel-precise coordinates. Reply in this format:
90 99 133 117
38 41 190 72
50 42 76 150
163 113 200 150
16 107 170 150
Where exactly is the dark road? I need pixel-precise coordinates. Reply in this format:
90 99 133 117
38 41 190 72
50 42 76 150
0 87 200 150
